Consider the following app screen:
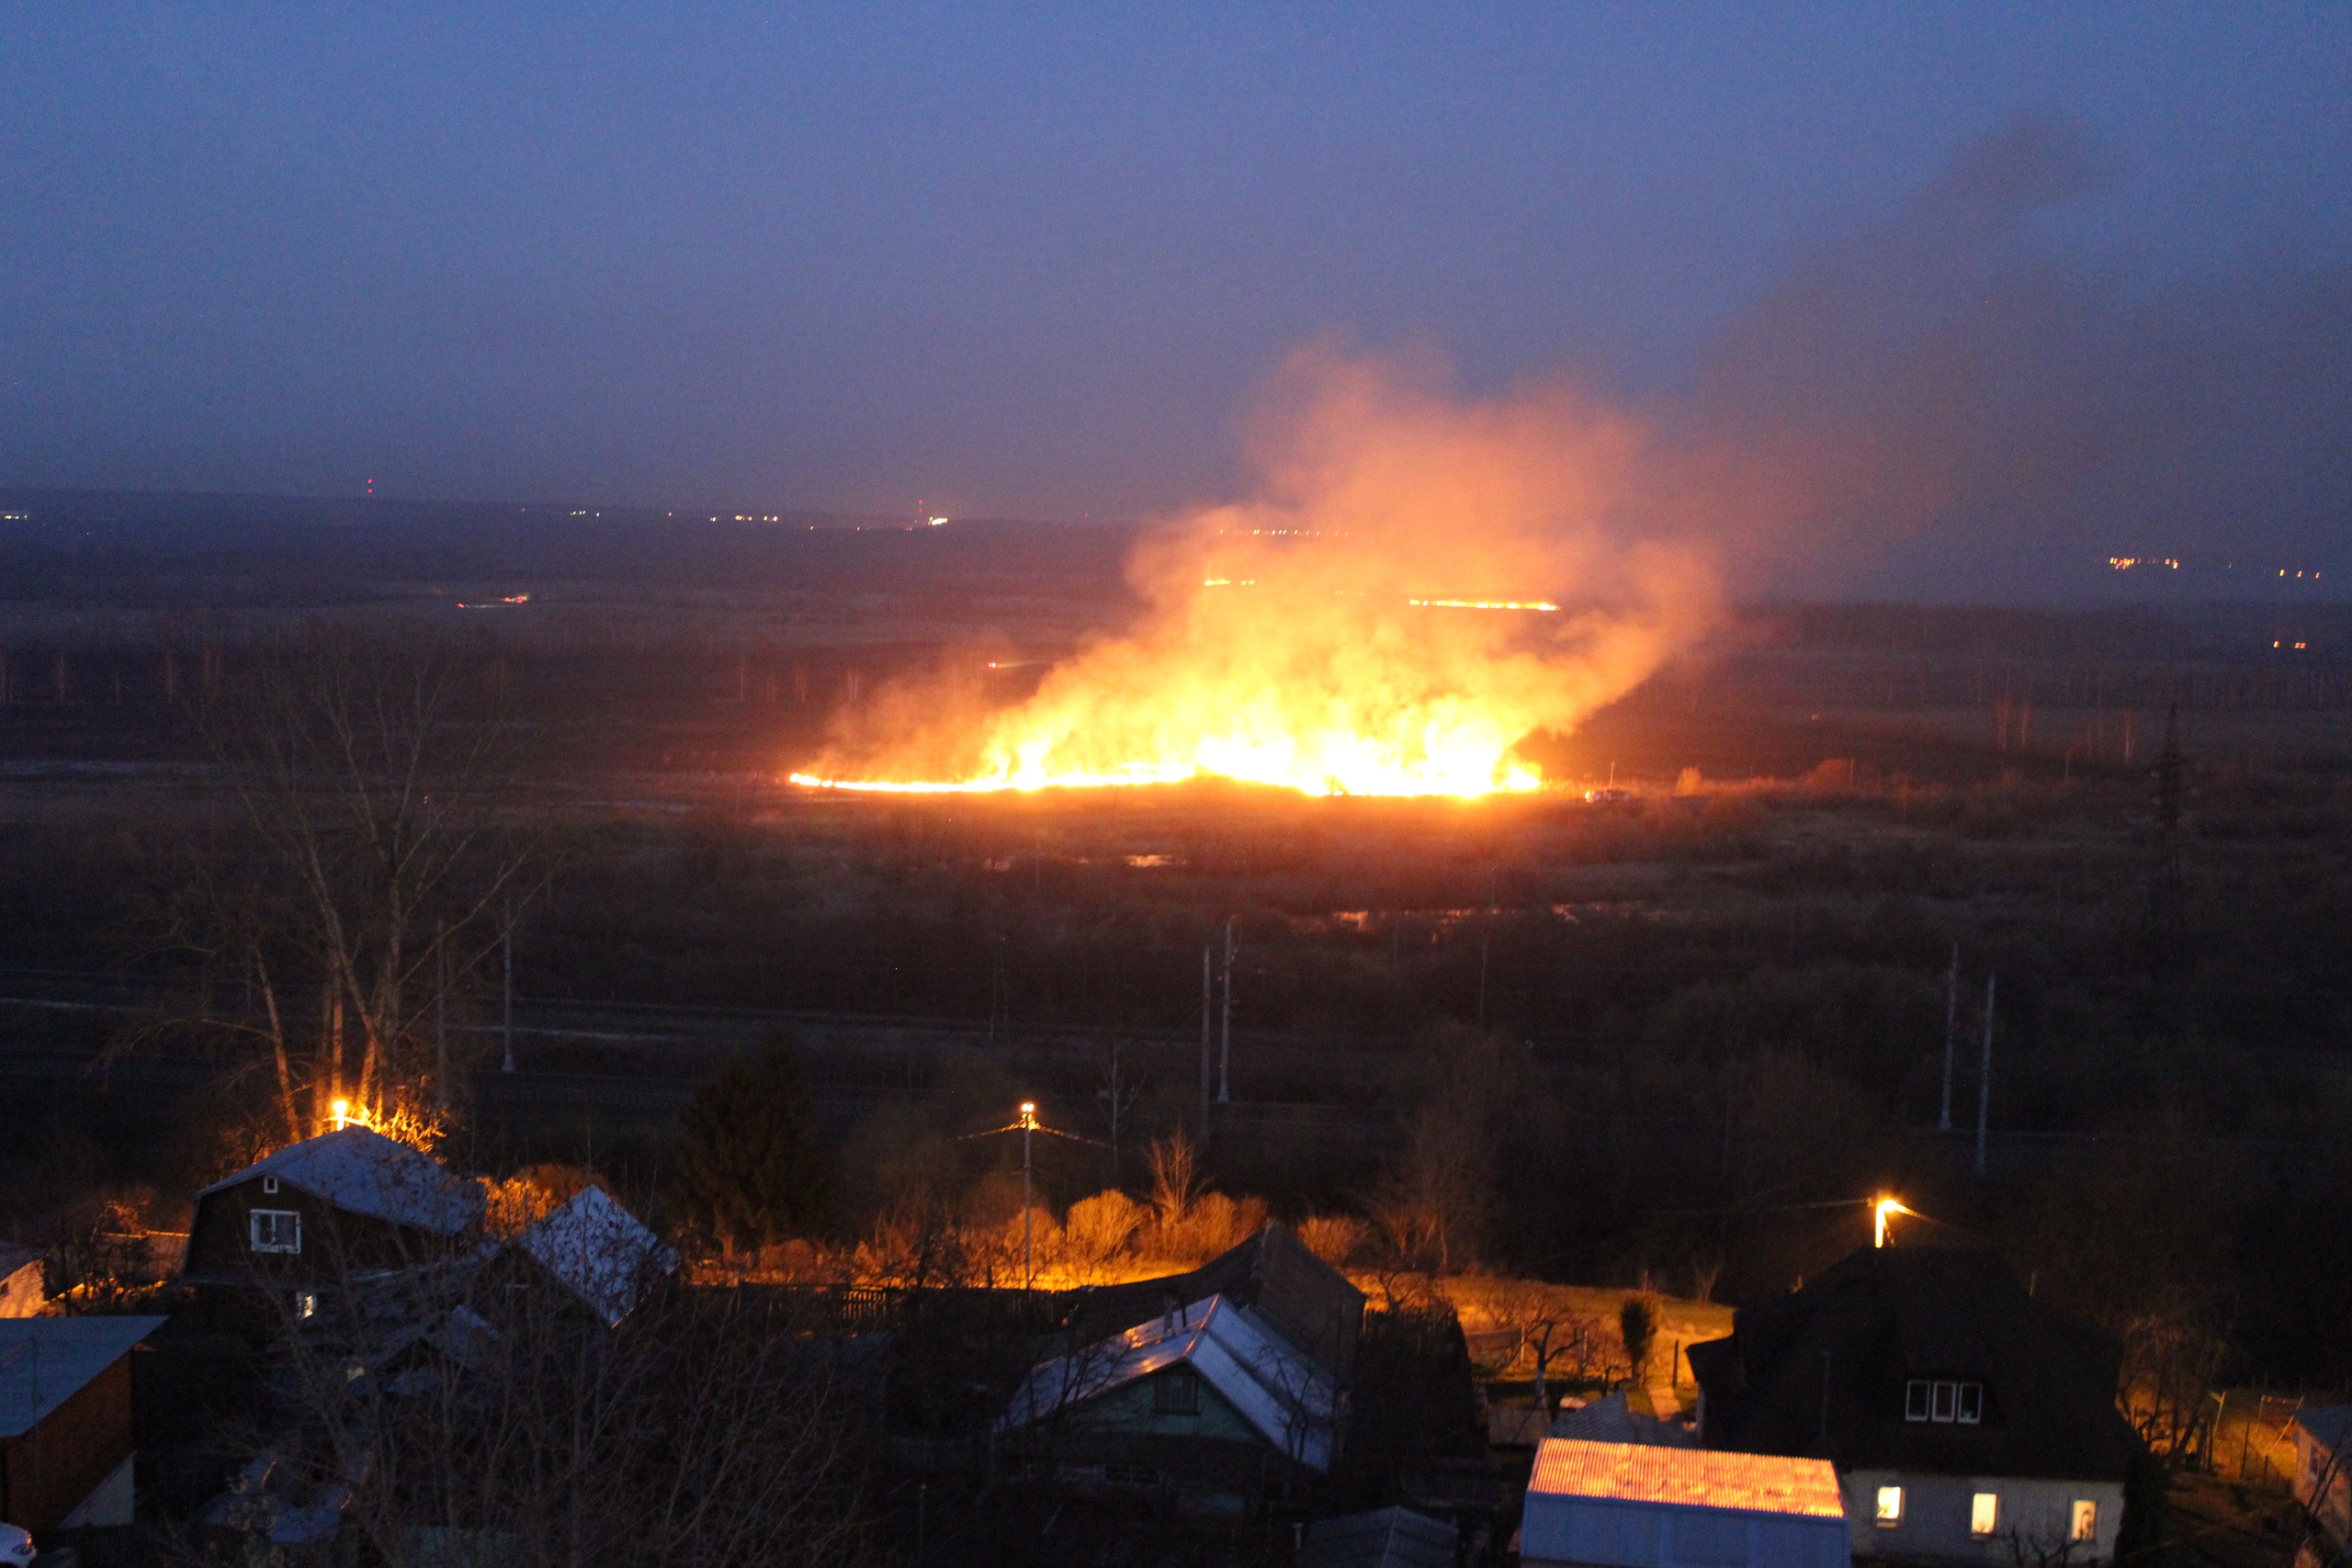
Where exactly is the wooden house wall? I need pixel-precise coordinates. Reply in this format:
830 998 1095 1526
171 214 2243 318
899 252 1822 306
186 1177 456 1285
0 1354 133 1534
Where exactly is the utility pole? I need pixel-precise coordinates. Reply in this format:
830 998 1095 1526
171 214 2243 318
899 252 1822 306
501 891 515 1074
1018 1100 1037 1290
1973 974 1995 1178
435 919 449 1111
1218 919 1234 1104
1939 942 1959 1132
1200 945 1213 1141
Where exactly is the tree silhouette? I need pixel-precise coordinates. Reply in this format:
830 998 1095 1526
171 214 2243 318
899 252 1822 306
674 1032 829 1249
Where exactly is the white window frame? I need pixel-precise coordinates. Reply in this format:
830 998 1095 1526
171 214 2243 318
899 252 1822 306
2070 1501 2098 1542
1875 1485 1904 1526
250 1208 302 1254
1971 1493 1999 1537
1905 1378 1984 1423
262 1176 280 1194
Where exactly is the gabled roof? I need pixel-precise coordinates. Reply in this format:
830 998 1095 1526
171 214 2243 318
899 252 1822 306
0 1316 167 1437
198 1127 483 1236
1064 1223 1364 1384
1001 1292 1340 1472
1530 1438 1847 1518
1297 1506 1459 1568
1688 1246 2138 1481
511 1187 677 1327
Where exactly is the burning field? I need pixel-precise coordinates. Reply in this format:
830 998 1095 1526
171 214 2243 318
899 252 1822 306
794 350 1722 797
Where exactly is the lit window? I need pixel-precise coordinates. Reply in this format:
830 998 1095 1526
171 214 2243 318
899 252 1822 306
2070 1501 2097 1542
295 1291 317 1320
1958 1382 1984 1423
1905 1381 1931 1421
1875 1486 1904 1526
250 1209 301 1254
1972 1494 1999 1537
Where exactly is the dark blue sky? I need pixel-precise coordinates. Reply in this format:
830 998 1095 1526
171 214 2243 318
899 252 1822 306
3 6 2346 595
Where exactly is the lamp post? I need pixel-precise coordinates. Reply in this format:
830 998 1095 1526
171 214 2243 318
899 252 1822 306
1873 1195 1910 1248
1018 1100 1038 1289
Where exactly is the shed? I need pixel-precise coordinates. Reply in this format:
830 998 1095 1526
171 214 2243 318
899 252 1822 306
1521 1437 1849 1568
185 1127 484 1286
1297 1505 1458 1568
0 1315 167 1532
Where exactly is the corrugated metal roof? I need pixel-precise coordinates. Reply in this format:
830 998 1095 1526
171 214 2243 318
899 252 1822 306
198 1127 483 1235
0 1316 167 1438
1529 1438 1846 1518
512 1187 676 1327
999 1292 1339 1472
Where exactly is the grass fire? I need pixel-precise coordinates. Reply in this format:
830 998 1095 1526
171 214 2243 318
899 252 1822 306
796 351 1719 797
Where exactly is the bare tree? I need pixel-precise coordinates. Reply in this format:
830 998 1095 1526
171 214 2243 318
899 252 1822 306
220 1206 867 1568
139 628 552 1139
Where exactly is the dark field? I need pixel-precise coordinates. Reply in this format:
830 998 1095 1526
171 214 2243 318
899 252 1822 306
5 491 2351 1392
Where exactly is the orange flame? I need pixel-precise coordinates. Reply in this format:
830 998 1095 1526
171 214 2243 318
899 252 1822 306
797 351 1721 798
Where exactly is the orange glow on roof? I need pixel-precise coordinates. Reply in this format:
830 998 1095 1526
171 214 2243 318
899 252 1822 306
1529 1438 1847 1518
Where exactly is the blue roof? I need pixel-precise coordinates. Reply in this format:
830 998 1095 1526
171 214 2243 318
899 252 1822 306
198 1127 483 1235
2295 1405 2352 1454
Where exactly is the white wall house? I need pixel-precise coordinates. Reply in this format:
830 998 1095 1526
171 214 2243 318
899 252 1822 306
1844 1468 2124 1563
1688 1247 2143 1568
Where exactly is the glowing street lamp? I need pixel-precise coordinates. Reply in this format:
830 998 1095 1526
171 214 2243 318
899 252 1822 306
331 1098 352 1131
1874 1195 1912 1248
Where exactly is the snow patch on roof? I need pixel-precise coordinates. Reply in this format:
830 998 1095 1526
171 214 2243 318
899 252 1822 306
512 1187 676 1327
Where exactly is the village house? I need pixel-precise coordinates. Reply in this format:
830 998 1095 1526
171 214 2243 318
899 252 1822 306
184 1127 486 1300
994 1224 1364 1519
0 1315 166 1534
1687 1247 2141 1565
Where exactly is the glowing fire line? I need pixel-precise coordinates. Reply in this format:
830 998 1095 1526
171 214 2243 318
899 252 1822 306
786 763 1544 797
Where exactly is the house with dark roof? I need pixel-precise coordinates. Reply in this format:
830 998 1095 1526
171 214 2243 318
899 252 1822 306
1686 1247 2140 1565
185 1127 485 1292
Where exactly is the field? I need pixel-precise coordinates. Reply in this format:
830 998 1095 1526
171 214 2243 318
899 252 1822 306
3 494 2350 1407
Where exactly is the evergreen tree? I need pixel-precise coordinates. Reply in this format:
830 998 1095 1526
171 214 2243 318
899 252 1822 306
674 1030 828 1247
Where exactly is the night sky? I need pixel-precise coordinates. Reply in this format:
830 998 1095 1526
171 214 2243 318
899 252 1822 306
4 6 2347 599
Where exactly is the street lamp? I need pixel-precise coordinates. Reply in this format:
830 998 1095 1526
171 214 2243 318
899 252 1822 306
1873 1195 1912 1248
1018 1102 1038 1289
